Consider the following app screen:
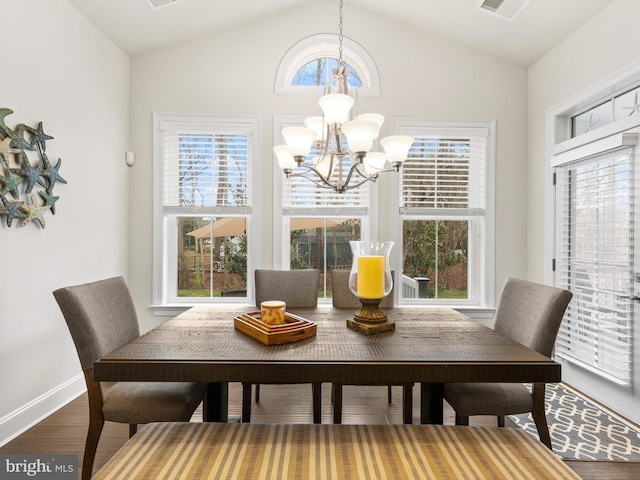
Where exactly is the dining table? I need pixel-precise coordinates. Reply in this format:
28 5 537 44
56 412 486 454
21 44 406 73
93 306 561 424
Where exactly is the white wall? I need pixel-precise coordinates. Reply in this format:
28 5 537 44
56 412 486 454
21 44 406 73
0 0 130 444
528 0 640 422
4 0 634 444
128 1 528 331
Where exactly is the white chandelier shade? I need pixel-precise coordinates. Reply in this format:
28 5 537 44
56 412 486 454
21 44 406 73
314 155 332 178
356 113 384 129
304 116 327 142
380 135 415 165
281 126 317 158
363 152 388 175
342 119 379 155
319 93 354 124
273 144 296 170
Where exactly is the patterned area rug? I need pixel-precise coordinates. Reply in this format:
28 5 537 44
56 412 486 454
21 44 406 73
509 383 640 461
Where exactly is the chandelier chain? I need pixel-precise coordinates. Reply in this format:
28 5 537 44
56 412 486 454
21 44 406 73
338 0 344 65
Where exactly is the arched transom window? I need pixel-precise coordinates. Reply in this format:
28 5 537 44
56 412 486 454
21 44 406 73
275 34 380 96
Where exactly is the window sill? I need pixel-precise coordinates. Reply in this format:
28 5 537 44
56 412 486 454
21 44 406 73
150 303 495 320
150 302 254 317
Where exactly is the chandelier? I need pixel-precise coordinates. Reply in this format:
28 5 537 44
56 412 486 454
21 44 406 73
273 0 414 193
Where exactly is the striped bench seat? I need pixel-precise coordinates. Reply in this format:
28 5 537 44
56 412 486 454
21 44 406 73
93 422 580 480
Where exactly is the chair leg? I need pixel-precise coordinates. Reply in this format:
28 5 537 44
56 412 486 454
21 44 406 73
532 383 552 450
242 382 252 423
388 385 393 404
497 415 505 427
83 370 105 480
333 384 343 424
455 414 469 426
82 419 104 480
129 424 137 437
331 383 335 404
255 383 260 402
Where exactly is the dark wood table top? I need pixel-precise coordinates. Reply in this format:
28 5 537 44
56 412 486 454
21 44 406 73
93 306 561 385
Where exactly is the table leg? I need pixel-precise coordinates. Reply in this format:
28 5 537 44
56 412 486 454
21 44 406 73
241 382 252 423
333 384 343 424
402 384 413 424
420 382 444 424
203 382 229 422
312 382 322 424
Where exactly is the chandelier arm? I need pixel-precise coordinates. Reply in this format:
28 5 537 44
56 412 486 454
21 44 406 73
365 165 400 176
288 166 341 190
342 172 380 191
352 162 371 179
315 149 336 179
347 163 403 189
341 160 363 186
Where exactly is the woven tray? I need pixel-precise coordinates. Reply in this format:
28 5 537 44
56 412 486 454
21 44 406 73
234 311 317 345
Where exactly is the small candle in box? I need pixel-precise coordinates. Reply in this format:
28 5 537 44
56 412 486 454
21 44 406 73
261 300 286 325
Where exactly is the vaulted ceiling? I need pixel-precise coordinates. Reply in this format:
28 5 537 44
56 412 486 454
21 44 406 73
68 0 614 66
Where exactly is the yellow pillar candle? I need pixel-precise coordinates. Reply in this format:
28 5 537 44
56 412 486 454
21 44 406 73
261 300 286 325
357 255 385 298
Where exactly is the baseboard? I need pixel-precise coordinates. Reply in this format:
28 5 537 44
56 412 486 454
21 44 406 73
0 374 86 447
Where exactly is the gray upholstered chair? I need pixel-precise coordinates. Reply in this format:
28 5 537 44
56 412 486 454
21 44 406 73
330 270 414 424
53 277 206 480
443 277 573 450
244 269 321 423
254 268 321 307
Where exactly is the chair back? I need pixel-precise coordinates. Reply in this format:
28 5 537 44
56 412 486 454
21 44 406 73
330 270 394 308
255 269 320 308
53 276 140 371
493 277 573 357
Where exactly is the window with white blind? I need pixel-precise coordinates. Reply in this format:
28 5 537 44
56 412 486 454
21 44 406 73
152 113 259 307
554 144 634 386
274 115 373 301
394 119 494 305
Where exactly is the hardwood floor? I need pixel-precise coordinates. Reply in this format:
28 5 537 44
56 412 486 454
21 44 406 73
2 383 639 479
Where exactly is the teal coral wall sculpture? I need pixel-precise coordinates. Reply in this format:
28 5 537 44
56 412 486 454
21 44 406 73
0 108 66 229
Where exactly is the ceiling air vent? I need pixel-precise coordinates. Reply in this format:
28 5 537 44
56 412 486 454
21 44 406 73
146 0 187 11
477 0 530 21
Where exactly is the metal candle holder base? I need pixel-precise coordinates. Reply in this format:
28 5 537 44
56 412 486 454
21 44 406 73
346 298 395 335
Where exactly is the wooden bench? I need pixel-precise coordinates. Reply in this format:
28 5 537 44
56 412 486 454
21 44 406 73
92 422 580 479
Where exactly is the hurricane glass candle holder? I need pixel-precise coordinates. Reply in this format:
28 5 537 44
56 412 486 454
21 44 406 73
346 240 395 335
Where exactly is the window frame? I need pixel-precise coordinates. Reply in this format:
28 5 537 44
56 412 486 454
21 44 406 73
274 34 380 96
390 118 496 309
151 112 260 313
272 114 378 304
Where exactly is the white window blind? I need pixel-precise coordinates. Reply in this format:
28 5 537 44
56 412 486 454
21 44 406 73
555 147 633 386
281 134 369 212
160 125 252 209
399 130 486 215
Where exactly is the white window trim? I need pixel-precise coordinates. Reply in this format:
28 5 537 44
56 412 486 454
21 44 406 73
274 34 380 96
545 60 640 425
545 56 640 285
390 117 496 309
151 112 261 315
